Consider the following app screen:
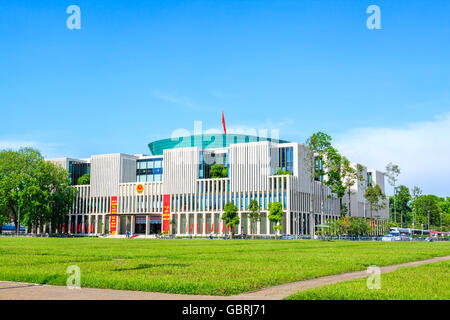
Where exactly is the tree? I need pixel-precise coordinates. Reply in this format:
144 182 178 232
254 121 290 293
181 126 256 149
411 186 422 230
247 199 261 239
210 164 227 178
389 185 411 227
77 173 90 185
414 195 441 229
268 202 283 238
323 147 346 215
341 160 364 217
305 132 332 237
385 163 401 223
222 202 239 239
0 148 42 233
0 148 77 234
364 184 387 219
348 217 371 236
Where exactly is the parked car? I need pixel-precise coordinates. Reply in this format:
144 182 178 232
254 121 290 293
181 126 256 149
382 233 402 241
381 234 394 241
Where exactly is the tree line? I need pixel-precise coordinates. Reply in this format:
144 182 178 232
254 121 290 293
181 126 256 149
0 148 76 234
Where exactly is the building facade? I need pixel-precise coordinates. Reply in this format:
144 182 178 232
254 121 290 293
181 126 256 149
49 134 389 237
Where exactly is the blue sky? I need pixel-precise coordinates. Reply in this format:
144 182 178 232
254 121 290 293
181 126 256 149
1 0 449 196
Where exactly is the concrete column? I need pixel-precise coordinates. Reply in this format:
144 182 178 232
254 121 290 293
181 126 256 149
116 215 120 236
68 216 72 235
177 213 181 235
194 212 198 236
131 215 135 235
202 213 206 235
146 215 149 235
257 214 261 235
238 212 242 235
95 215 98 234
219 213 223 235
286 211 291 235
102 215 106 234
75 215 78 234
266 212 270 235
212 212 216 235
81 215 85 234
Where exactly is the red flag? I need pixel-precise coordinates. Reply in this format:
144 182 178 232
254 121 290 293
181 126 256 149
228 226 230 233
211 223 214 233
91 223 94 233
222 222 225 233
217 222 220 233
78 224 81 233
190 223 193 233
206 222 209 233
372 219 375 228
222 110 226 134
196 223 199 233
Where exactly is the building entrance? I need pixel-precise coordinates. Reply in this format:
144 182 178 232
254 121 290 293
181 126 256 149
135 216 146 234
149 222 161 234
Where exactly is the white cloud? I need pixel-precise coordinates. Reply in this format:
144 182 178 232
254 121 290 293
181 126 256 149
335 113 450 197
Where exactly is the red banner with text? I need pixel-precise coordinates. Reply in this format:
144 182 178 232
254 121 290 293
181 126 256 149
110 196 118 235
162 194 170 234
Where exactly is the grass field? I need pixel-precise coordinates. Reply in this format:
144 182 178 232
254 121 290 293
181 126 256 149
286 260 450 300
0 238 449 296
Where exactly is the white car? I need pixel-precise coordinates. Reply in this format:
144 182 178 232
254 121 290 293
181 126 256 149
382 234 401 241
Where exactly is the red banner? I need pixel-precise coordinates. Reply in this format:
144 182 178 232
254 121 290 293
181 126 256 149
110 196 118 235
162 194 170 233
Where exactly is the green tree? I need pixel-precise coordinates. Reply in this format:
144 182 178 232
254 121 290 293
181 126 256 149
222 202 239 239
305 132 332 237
348 217 371 236
341 160 364 217
0 148 42 233
323 147 346 215
247 199 261 239
364 184 387 219
414 195 441 229
385 162 401 223
411 186 422 230
210 164 227 178
268 202 283 238
389 185 411 227
0 148 77 234
77 173 90 185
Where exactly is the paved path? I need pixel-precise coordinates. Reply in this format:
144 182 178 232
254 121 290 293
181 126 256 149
1 255 448 300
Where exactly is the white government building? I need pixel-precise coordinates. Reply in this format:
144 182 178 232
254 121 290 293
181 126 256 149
49 133 389 237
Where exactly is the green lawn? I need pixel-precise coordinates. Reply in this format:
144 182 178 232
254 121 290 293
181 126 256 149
286 260 450 300
0 238 449 296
